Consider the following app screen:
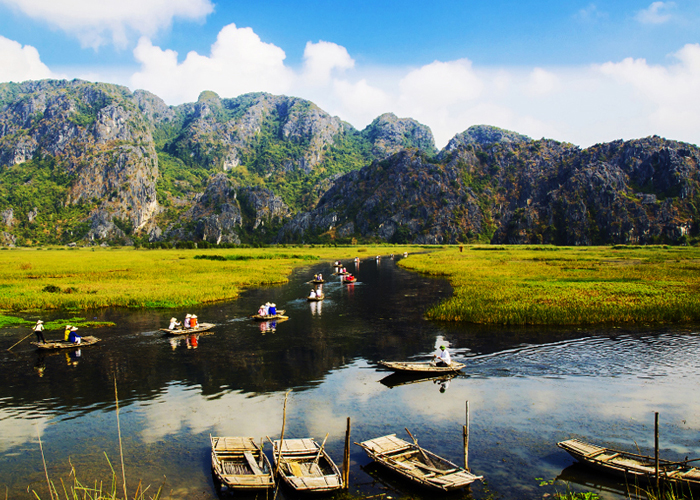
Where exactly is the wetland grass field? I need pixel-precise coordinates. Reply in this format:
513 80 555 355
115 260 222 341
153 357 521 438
0 245 421 320
399 245 700 325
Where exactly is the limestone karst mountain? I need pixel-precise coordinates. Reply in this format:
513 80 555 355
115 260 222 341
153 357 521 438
0 79 698 247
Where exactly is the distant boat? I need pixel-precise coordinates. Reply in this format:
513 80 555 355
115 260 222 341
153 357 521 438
341 275 356 283
160 323 215 335
307 294 325 302
558 438 700 489
272 438 344 493
310 278 325 284
210 436 274 492
357 433 483 492
250 310 287 321
32 336 100 350
378 360 465 374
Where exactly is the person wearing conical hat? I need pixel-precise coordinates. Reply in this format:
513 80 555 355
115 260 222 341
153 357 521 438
64 324 72 341
191 315 198 328
168 317 181 330
269 303 277 316
68 326 81 344
33 320 46 343
184 314 192 328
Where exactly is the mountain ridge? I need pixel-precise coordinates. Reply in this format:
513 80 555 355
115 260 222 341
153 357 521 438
0 79 698 247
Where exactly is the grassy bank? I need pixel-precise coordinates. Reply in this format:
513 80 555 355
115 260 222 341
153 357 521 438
399 245 700 325
0 245 424 312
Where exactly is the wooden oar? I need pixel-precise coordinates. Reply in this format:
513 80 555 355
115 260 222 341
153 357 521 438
313 433 330 465
405 428 437 468
7 331 35 351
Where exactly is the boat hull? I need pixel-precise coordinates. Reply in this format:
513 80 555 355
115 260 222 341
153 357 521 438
272 438 344 492
358 434 482 492
31 336 100 349
558 438 700 489
211 436 274 491
160 322 215 335
378 360 465 373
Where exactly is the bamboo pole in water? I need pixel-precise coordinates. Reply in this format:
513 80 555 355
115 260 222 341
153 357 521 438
7 331 35 351
464 400 470 470
275 391 290 477
344 417 351 488
655 412 660 491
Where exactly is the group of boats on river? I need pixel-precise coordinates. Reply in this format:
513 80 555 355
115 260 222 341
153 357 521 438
20 255 700 496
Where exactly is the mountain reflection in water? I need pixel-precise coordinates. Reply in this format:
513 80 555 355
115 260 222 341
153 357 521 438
1 256 700 499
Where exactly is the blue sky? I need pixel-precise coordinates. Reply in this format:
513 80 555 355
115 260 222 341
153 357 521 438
0 0 699 148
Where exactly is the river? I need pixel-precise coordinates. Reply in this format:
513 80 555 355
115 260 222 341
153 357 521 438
1 255 700 499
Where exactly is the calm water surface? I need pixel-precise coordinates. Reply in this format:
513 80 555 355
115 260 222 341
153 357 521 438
1 256 700 499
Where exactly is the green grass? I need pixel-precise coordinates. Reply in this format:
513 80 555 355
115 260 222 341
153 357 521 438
399 245 700 325
0 245 423 313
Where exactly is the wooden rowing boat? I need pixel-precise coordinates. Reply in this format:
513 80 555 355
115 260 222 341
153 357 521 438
210 436 274 491
160 322 215 335
31 336 100 350
310 279 325 284
378 360 466 373
250 310 287 321
357 434 482 492
307 294 325 302
272 438 344 492
558 438 700 489
341 276 356 283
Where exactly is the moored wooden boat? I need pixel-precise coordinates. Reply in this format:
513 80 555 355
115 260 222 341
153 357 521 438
250 310 287 321
357 434 483 492
210 436 274 491
378 360 465 373
272 438 344 492
558 438 700 489
31 336 100 350
160 322 215 335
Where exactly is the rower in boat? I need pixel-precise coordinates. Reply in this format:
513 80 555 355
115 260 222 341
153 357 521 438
309 289 317 299
168 317 181 330
68 326 81 345
434 345 451 366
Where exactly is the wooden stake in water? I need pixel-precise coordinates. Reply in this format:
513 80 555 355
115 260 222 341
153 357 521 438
464 400 470 471
655 411 660 490
344 417 351 488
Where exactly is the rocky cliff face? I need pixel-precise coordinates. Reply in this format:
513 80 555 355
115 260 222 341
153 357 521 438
1 80 698 247
0 80 159 243
279 129 700 245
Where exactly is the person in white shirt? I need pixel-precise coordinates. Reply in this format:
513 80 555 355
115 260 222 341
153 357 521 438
168 317 181 330
435 345 451 366
309 289 317 299
33 320 46 343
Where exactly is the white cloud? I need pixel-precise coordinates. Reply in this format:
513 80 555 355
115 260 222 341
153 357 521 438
0 35 55 82
0 0 214 49
131 24 294 104
526 67 560 96
635 1 675 25
302 41 354 86
398 59 483 111
598 43 700 142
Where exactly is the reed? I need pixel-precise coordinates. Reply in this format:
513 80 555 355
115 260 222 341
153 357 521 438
399 245 700 325
0 245 422 312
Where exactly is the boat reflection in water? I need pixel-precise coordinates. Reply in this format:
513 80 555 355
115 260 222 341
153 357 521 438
309 298 323 316
379 371 458 392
